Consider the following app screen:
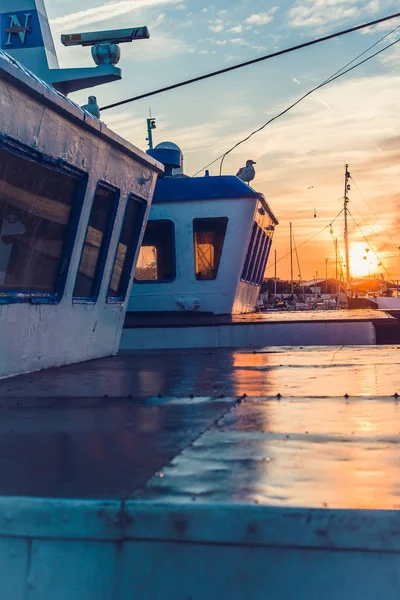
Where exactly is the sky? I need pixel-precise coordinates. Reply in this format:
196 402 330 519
46 0 400 282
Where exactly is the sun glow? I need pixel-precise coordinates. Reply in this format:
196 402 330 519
349 242 380 279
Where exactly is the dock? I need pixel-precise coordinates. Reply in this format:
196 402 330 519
0 345 400 598
122 308 396 348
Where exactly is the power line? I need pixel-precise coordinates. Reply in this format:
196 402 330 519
100 11 400 112
192 32 400 177
216 35 400 175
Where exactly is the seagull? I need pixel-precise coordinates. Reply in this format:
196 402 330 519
236 159 256 185
81 96 100 119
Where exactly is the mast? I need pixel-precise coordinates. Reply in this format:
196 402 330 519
335 238 339 295
343 164 351 299
146 108 156 150
290 222 294 295
274 249 277 296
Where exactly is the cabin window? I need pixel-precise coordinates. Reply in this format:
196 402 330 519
135 220 175 283
107 194 146 301
73 183 119 300
0 144 86 301
193 217 228 280
242 223 270 285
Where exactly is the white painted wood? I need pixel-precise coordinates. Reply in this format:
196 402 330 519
129 196 274 315
0 52 162 379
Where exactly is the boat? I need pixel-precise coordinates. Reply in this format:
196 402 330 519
0 4 162 379
121 149 391 350
1 3 400 599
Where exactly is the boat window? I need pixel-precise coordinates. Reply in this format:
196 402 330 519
73 183 119 300
193 217 228 281
241 223 271 285
107 194 146 301
135 220 175 283
241 223 257 282
0 145 85 300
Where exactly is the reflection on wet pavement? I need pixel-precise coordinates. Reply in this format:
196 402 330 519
0 346 399 506
134 397 400 509
1 346 399 399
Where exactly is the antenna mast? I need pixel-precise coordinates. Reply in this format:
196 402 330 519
290 222 294 295
343 164 351 299
146 108 156 150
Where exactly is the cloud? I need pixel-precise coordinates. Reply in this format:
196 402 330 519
125 30 192 61
365 0 380 12
154 13 166 27
293 77 301 84
288 0 363 28
51 0 180 30
230 25 243 33
209 19 224 32
230 37 250 46
245 8 278 26
185 73 400 279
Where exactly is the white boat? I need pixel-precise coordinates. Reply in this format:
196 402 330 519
0 6 162 379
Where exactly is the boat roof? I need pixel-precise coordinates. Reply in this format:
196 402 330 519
0 50 163 172
153 175 279 224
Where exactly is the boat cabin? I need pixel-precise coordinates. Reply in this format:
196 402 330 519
0 51 162 378
128 142 278 315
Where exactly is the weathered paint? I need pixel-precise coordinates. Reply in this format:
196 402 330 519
0 499 399 599
129 195 275 315
0 0 121 94
0 51 162 379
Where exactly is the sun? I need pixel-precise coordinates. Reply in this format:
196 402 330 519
348 242 380 278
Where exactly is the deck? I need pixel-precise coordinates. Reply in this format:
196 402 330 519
1 345 400 599
0 345 399 504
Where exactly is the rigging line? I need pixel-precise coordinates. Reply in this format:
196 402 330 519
348 210 394 281
350 175 400 250
265 208 344 270
217 36 400 175
348 195 398 259
100 11 400 112
292 230 303 282
193 34 400 177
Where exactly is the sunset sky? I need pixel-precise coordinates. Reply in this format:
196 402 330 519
47 0 400 282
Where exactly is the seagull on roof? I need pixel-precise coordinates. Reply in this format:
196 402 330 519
236 159 256 185
81 96 100 119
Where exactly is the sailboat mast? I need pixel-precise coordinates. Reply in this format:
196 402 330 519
290 221 294 295
343 164 351 298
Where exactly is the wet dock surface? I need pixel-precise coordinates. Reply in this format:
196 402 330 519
0 346 399 505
